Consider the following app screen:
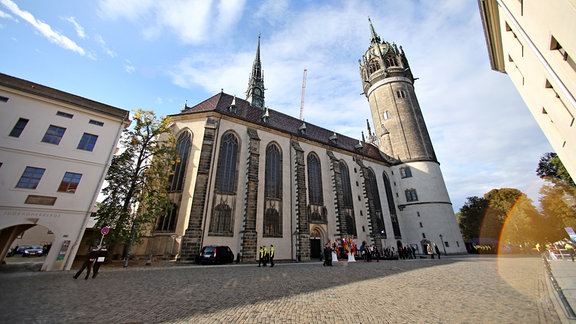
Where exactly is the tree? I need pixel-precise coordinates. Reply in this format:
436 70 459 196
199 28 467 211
95 110 176 259
536 152 576 243
458 196 489 240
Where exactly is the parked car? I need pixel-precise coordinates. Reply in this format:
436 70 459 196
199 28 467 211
199 246 234 265
22 246 44 257
7 245 33 257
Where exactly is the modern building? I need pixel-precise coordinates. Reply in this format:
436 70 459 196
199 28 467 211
478 0 576 180
0 73 130 271
143 21 466 263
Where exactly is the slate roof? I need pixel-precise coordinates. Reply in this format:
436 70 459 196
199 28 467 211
0 73 130 121
172 92 396 165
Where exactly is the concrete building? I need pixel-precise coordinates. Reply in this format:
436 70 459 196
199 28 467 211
0 73 130 271
478 0 576 180
143 22 466 263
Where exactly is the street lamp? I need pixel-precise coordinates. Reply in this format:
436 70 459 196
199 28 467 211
439 234 447 256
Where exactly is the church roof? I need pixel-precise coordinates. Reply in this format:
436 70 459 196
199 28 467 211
173 92 395 164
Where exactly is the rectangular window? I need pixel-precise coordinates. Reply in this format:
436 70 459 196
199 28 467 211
550 35 576 72
58 172 82 193
56 111 74 119
16 167 46 189
444 242 450 248
77 133 98 151
42 125 66 145
9 118 29 138
25 195 57 206
89 119 104 126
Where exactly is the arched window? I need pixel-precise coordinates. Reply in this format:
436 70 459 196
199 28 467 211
368 60 380 74
340 161 353 208
307 153 323 205
170 131 191 191
265 144 282 199
264 207 281 236
210 200 232 233
386 57 397 67
383 171 401 238
365 168 385 235
215 132 239 194
156 203 178 232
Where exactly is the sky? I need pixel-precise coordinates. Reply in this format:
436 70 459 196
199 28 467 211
0 0 554 212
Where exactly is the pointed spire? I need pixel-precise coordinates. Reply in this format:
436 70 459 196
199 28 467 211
246 34 265 109
368 17 381 44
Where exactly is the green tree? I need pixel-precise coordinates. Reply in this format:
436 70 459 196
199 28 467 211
537 152 575 187
457 196 488 240
95 110 176 259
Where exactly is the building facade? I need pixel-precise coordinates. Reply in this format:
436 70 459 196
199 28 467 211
0 73 129 271
479 0 576 180
147 22 466 263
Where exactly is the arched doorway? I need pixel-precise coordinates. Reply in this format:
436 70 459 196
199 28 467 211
309 227 323 259
1 224 54 270
421 239 431 256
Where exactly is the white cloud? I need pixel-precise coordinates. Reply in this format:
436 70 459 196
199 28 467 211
63 16 86 39
0 0 85 56
124 59 135 73
95 34 116 57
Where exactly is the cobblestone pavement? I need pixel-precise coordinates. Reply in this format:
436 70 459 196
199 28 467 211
0 255 562 323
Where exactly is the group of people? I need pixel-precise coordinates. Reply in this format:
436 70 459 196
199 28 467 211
73 244 108 280
258 245 275 267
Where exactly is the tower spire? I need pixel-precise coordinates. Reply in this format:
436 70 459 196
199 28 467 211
368 17 381 44
246 34 265 109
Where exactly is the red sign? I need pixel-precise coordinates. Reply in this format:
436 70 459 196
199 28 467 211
101 226 110 235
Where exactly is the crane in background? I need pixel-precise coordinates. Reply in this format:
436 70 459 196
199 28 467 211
299 69 307 121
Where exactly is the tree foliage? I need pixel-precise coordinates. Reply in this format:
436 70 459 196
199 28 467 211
95 110 176 253
536 152 575 187
458 196 488 240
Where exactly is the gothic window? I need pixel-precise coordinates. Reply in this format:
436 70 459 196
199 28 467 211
215 132 239 194
396 90 406 99
264 206 281 236
383 111 391 120
307 153 323 205
210 200 232 233
386 57 397 67
339 161 353 208
170 131 191 191
265 144 282 199
383 171 401 238
345 212 357 236
156 203 178 232
365 168 386 235
368 59 380 74
400 166 412 178
405 189 419 202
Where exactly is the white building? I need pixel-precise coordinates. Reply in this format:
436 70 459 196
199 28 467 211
479 0 576 180
0 73 130 271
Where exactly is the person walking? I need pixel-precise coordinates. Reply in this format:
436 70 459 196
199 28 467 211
427 244 434 259
323 243 333 266
263 246 269 266
434 243 441 259
91 245 108 278
258 246 264 267
73 245 98 280
269 245 275 267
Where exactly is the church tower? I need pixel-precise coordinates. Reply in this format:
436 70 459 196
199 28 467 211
360 18 436 162
246 35 265 109
360 18 466 253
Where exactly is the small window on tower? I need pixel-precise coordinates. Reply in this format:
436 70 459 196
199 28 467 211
383 111 391 120
396 90 406 99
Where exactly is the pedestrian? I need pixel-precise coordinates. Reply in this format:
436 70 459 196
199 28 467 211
434 243 441 259
91 245 108 278
263 245 269 266
427 244 434 259
73 245 98 280
565 242 575 262
258 246 264 267
323 243 333 266
269 245 275 267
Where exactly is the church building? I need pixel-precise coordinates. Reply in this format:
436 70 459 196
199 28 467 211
155 20 466 262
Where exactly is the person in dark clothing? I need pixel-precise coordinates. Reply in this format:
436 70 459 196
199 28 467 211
91 245 108 278
73 246 98 280
323 243 333 266
434 244 441 259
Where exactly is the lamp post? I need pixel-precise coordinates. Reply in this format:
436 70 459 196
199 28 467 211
439 234 447 256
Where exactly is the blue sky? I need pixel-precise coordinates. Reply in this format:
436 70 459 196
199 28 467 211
0 0 553 212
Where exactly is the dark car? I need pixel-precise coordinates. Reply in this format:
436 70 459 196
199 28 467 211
22 246 44 257
199 246 234 265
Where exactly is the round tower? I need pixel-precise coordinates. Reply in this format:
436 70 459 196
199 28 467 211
359 18 436 162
